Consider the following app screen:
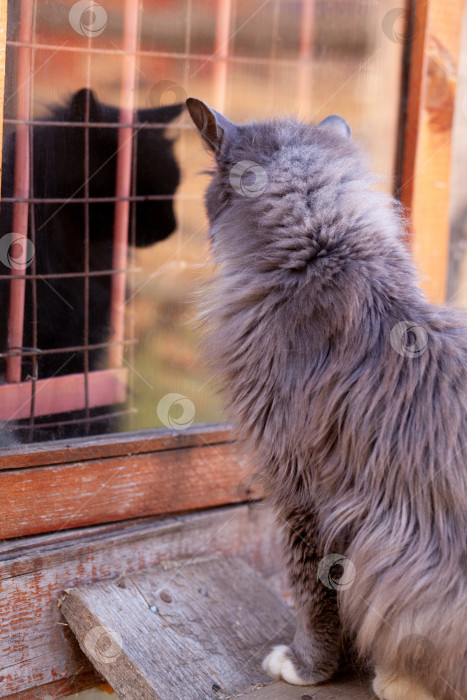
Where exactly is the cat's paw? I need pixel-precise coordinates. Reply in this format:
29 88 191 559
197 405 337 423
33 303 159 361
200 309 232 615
373 669 436 700
262 645 313 686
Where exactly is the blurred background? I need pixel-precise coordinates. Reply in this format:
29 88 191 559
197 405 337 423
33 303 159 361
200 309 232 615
2 0 465 443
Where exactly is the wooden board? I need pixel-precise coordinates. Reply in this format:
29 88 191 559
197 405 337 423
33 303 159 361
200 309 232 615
0 504 285 699
61 557 296 700
0 439 260 539
401 0 465 303
61 558 374 700
242 677 374 699
0 424 231 470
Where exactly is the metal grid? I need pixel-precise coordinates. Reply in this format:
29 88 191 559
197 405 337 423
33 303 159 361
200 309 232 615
0 0 164 439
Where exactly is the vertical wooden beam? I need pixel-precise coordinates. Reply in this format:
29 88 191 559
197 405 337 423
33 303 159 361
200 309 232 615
400 0 465 303
108 0 139 368
0 0 7 198
297 0 315 114
213 0 232 112
6 0 33 382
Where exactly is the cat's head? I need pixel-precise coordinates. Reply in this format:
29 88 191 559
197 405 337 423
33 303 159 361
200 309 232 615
187 99 405 307
185 98 367 262
186 98 353 231
46 88 183 247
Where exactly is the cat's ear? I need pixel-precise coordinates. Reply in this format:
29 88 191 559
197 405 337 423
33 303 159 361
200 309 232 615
139 103 184 124
69 88 101 122
318 114 351 138
186 98 238 153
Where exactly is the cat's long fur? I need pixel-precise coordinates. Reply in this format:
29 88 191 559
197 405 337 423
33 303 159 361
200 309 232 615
187 99 467 700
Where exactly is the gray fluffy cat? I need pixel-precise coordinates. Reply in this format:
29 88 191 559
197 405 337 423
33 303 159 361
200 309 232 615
187 98 467 700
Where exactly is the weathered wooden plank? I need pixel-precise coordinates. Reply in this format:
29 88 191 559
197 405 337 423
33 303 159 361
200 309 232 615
0 439 261 539
401 0 465 303
61 557 295 700
0 504 284 699
238 677 374 699
1 672 105 700
0 424 231 470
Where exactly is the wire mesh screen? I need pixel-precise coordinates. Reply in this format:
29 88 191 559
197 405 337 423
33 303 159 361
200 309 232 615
0 0 408 445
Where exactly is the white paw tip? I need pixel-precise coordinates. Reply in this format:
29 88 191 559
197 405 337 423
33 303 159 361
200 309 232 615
262 645 311 686
262 645 290 679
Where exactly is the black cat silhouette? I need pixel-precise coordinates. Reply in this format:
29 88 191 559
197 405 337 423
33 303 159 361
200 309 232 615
0 88 183 439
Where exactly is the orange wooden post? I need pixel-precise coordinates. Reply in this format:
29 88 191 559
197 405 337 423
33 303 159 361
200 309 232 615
6 0 34 383
0 0 7 196
297 0 315 114
401 0 465 303
108 0 139 368
213 0 232 112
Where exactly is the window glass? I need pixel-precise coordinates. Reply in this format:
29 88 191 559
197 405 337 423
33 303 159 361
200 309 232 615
0 0 407 444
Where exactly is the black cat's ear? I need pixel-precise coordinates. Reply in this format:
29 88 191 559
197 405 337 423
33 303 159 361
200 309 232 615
141 103 184 124
69 88 101 122
186 98 238 154
318 114 351 138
